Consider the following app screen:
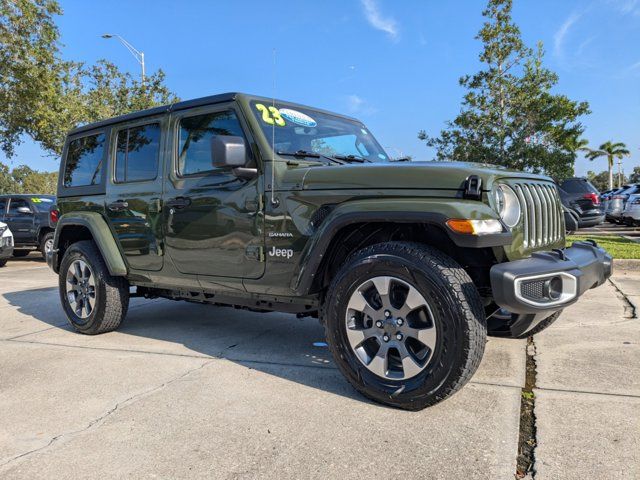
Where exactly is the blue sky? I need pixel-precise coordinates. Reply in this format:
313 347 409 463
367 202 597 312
4 0 639 178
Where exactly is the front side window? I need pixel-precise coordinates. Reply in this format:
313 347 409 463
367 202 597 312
115 123 161 183
178 110 246 176
64 133 105 187
250 101 389 162
8 198 30 214
0 199 6 214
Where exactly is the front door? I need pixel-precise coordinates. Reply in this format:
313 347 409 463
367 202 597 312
6 198 35 244
104 117 166 271
163 104 264 279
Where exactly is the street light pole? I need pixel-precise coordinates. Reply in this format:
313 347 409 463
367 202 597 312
101 34 145 85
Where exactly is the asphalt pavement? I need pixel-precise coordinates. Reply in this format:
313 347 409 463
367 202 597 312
0 254 637 479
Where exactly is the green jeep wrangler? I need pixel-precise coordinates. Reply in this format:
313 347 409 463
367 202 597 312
48 93 612 410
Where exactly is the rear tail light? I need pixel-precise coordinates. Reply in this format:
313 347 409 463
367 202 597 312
583 193 600 205
50 209 59 223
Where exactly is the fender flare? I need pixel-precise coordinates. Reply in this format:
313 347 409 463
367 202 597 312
53 212 127 276
292 198 512 295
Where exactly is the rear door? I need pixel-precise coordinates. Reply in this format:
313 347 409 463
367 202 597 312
104 116 166 272
5 198 35 244
162 104 264 279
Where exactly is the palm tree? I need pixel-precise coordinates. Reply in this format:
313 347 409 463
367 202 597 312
585 141 630 189
567 137 590 154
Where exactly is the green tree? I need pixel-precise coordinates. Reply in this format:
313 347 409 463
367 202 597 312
1 0 179 159
586 170 625 192
34 59 179 156
420 0 590 180
585 141 630 189
629 166 640 183
0 164 58 195
0 0 62 158
0 162 18 194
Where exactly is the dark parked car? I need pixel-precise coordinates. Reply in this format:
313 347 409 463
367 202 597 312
0 194 58 258
557 178 604 228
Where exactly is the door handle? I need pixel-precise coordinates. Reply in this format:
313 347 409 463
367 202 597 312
165 197 192 209
108 200 129 211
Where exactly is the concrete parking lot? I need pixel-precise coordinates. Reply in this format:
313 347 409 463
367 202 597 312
0 255 638 479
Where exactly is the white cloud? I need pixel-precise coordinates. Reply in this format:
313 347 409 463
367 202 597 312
608 0 640 15
360 0 398 40
554 12 582 60
346 94 377 115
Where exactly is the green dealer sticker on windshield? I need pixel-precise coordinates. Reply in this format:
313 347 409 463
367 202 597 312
279 108 317 127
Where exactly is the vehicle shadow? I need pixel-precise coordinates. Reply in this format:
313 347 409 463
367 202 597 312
6 252 46 265
2 286 369 405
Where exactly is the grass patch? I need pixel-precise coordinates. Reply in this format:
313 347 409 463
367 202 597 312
567 235 640 259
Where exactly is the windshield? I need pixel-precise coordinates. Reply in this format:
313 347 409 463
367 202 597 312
250 101 389 162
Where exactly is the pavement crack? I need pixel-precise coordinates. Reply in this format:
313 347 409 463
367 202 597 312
608 278 637 319
515 337 539 480
0 359 215 470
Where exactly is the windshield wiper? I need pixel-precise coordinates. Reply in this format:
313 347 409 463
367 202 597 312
277 150 346 165
333 154 370 163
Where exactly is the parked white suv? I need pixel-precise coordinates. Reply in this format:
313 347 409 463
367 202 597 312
622 194 640 227
0 221 14 267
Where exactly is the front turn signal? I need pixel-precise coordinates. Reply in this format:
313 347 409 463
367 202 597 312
446 219 503 235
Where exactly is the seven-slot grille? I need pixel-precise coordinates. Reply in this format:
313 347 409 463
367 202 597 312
512 182 564 249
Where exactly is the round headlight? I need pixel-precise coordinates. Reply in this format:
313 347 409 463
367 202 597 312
494 184 521 228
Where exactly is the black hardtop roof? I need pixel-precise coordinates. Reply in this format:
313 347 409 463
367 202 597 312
69 92 360 136
0 194 55 198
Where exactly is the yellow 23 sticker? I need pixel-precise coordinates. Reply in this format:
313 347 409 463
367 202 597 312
255 103 286 126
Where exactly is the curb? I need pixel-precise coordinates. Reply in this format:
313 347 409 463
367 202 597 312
613 259 640 271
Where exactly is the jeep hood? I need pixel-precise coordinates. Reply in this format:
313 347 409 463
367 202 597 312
287 161 552 192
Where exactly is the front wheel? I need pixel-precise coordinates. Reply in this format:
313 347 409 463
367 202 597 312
59 240 129 334
323 242 487 411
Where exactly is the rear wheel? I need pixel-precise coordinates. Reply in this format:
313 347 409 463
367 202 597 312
0 259 7 267
59 240 129 334
323 242 487 410
40 231 55 258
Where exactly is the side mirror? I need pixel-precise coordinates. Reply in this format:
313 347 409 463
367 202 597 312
16 206 32 215
211 135 248 168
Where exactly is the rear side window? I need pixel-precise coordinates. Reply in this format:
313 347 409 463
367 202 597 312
64 133 105 187
0 198 6 214
30 197 55 212
115 123 161 183
177 110 246 176
560 178 599 194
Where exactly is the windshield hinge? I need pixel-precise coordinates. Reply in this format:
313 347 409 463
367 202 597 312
463 175 483 200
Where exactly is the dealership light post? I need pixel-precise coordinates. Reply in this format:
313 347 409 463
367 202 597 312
101 34 145 85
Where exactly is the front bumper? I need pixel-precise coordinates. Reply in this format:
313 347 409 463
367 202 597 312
490 241 612 334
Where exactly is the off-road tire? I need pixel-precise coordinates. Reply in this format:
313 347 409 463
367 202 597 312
322 241 487 411
515 311 562 339
13 250 30 258
59 240 129 335
40 231 55 258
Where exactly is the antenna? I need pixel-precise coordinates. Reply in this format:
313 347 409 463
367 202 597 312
270 48 278 206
